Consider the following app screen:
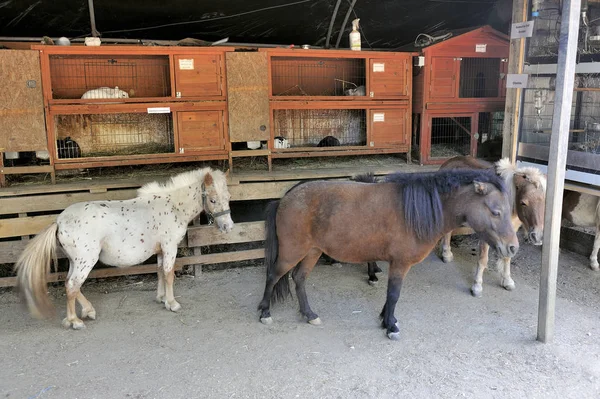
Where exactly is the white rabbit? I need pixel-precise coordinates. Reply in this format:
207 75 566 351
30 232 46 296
274 136 290 149
81 86 129 99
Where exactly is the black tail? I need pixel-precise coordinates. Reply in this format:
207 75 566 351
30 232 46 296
264 200 291 303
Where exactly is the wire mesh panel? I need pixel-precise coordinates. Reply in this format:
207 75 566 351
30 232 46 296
54 113 174 159
459 58 501 98
519 74 600 175
430 116 472 158
273 109 366 147
49 55 171 99
271 57 366 97
476 112 504 160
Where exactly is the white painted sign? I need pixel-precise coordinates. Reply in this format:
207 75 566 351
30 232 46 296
373 112 385 122
511 21 535 39
179 58 194 70
373 63 385 72
475 44 487 53
506 74 529 88
147 107 171 114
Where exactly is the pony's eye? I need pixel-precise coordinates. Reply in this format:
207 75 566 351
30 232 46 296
520 201 528 207
210 199 216 204
492 209 501 217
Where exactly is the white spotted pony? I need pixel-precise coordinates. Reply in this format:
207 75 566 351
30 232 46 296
15 167 234 329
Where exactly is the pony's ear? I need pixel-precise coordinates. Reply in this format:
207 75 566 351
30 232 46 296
203 172 214 187
473 181 490 195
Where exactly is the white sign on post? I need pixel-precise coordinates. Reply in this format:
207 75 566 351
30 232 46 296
510 21 535 39
475 44 487 53
506 74 529 88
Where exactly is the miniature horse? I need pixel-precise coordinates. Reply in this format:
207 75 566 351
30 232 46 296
321 173 383 284
563 190 600 270
15 167 234 329
257 169 518 340
438 156 546 297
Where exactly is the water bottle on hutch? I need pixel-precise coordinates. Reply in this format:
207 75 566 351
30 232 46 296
350 18 361 51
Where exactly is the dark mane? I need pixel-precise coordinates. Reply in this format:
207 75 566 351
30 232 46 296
383 169 507 241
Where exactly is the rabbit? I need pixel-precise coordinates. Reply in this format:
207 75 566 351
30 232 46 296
81 86 129 99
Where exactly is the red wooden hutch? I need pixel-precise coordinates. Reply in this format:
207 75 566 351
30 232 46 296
411 26 509 165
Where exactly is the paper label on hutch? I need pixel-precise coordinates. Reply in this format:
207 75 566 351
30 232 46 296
373 112 385 122
373 63 385 72
179 59 194 70
510 21 535 38
506 74 529 88
475 44 487 53
147 107 171 114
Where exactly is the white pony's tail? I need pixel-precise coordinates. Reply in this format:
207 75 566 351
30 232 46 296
13 223 59 319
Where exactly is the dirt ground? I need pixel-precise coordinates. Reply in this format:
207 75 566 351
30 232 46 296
1 237 599 399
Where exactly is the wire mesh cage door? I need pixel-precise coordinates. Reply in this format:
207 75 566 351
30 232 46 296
458 58 501 98
53 112 175 160
273 108 367 148
428 114 474 159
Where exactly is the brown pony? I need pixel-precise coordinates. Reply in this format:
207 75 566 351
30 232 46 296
257 168 518 340
438 156 546 297
563 190 600 271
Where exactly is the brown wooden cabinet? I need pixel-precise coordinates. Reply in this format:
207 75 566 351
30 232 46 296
177 110 225 153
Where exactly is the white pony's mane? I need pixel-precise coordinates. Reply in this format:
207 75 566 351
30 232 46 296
137 167 223 196
495 158 547 209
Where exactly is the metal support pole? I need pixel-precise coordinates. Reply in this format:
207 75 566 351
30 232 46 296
88 0 100 37
537 0 581 343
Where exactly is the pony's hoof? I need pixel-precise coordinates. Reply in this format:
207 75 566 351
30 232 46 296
155 295 165 304
471 284 483 298
387 331 401 341
62 317 86 330
590 260 599 271
368 279 378 286
308 317 322 326
260 317 273 325
502 278 516 291
82 308 96 320
442 254 454 263
165 300 181 312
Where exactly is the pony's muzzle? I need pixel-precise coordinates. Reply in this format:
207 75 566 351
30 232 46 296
528 230 543 246
216 214 234 233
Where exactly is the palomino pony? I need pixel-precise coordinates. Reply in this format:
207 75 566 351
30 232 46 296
439 156 546 297
257 169 519 340
15 167 234 329
563 190 600 270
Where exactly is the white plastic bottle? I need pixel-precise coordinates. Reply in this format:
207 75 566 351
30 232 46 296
350 18 361 51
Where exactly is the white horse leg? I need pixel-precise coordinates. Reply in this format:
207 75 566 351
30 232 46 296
499 257 516 291
471 241 489 297
161 250 181 312
77 291 96 320
590 226 600 271
441 232 454 263
156 254 166 303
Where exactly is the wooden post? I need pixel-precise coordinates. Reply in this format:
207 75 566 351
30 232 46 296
0 153 5 187
501 0 528 162
537 0 581 343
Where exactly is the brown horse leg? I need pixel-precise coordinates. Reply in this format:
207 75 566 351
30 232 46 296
77 291 96 320
380 261 410 341
498 257 515 291
292 248 322 325
367 262 382 285
441 232 454 263
471 241 489 297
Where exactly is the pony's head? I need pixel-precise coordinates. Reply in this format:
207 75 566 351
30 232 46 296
513 170 546 245
201 169 234 233
496 158 547 246
460 178 519 258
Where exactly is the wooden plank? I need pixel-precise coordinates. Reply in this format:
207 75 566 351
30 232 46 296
230 149 270 157
0 214 57 239
564 182 600 197
538 0 581 344
502 0 528 162
0 248 265 287
228 181 299 200
0 189 137 214
226 52 270 142
188 221 265 247
0 50 48 152
0 165 54 175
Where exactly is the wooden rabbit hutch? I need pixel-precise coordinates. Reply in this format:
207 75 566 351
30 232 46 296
227 48 415 166
411 26 509 165
31 45 232 174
